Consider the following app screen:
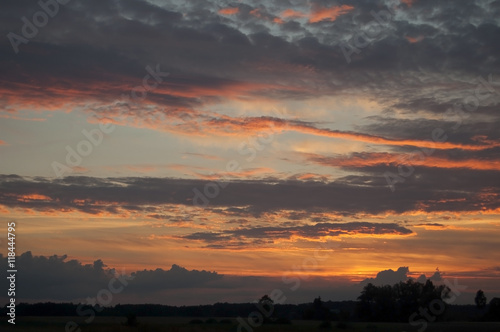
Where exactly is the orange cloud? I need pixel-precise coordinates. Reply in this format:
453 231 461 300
151 80 304 101
309 5 354 23
16 194 52 202
96 111 500 153
413 223 475 231
0 113 48 122
125 164 163 173
250 8 261 17
183 153 223 161
168 164 275 180
406 35 424 43
71 166 89 173
216 167 275 179
401 0 416 7
219 7 239 15
250 8 284 24
273 17 284 24
8 66 487 154
305 152 500 171
294 173 331 181
0 140 7 145
0 74 140 113
281 9 307 19
288 123 500 151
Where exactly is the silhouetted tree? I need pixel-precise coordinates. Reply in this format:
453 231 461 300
356 280 450 322
475 290 487 309
258 295 273 308
303 296 330 320
356 283 374 320
257 295 274 323
357 283 394 321
487 298 500 321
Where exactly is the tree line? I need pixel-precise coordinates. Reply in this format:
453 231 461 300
2 280 499 322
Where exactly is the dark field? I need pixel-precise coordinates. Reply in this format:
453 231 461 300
1 316 500 332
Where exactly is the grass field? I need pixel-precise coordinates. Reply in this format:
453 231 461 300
0 316 500 332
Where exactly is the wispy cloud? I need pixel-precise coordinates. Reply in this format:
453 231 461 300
309 4 354 23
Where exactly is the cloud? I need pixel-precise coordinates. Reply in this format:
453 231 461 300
1 253 495 305
360 267 410 286
87 110 500 152
0 173 499 217
361 266 445 287
281 9 307 19
401 0 416 7
127 264 222 292
309 4 354 23
304 152 500 171
1 0 499 307
1 0 499 166
429 269 443 282
219 7 239 15
183 153 223 161
0 252 356 305
178 222 413 249
0 251 115 301
405 35 424 43
0 252 221 304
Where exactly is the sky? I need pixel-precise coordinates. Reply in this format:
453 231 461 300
0 0 500 306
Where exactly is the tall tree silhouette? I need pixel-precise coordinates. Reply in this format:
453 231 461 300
487 298 500 321
303 296 330 320
257 295 274 323
475 290 487 309
258 295 274 311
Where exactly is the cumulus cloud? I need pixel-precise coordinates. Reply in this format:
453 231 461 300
0 252 221 304
0 251 115 301
361 266 444 287
0 252 356 305
0 253 492 306
360 267 410 286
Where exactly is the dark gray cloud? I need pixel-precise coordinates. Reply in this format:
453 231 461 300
1 0 499 165
0 173 499 217
0 251 114 301
0 251 358 305
360 266 410 286
2 0 499 111
0 251 223 301
0 253 473 306
180 222 412 248
0 251 222 304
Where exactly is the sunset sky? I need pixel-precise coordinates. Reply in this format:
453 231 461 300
1 0 500 306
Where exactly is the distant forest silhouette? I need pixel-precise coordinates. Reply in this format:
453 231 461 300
2 280 500 323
